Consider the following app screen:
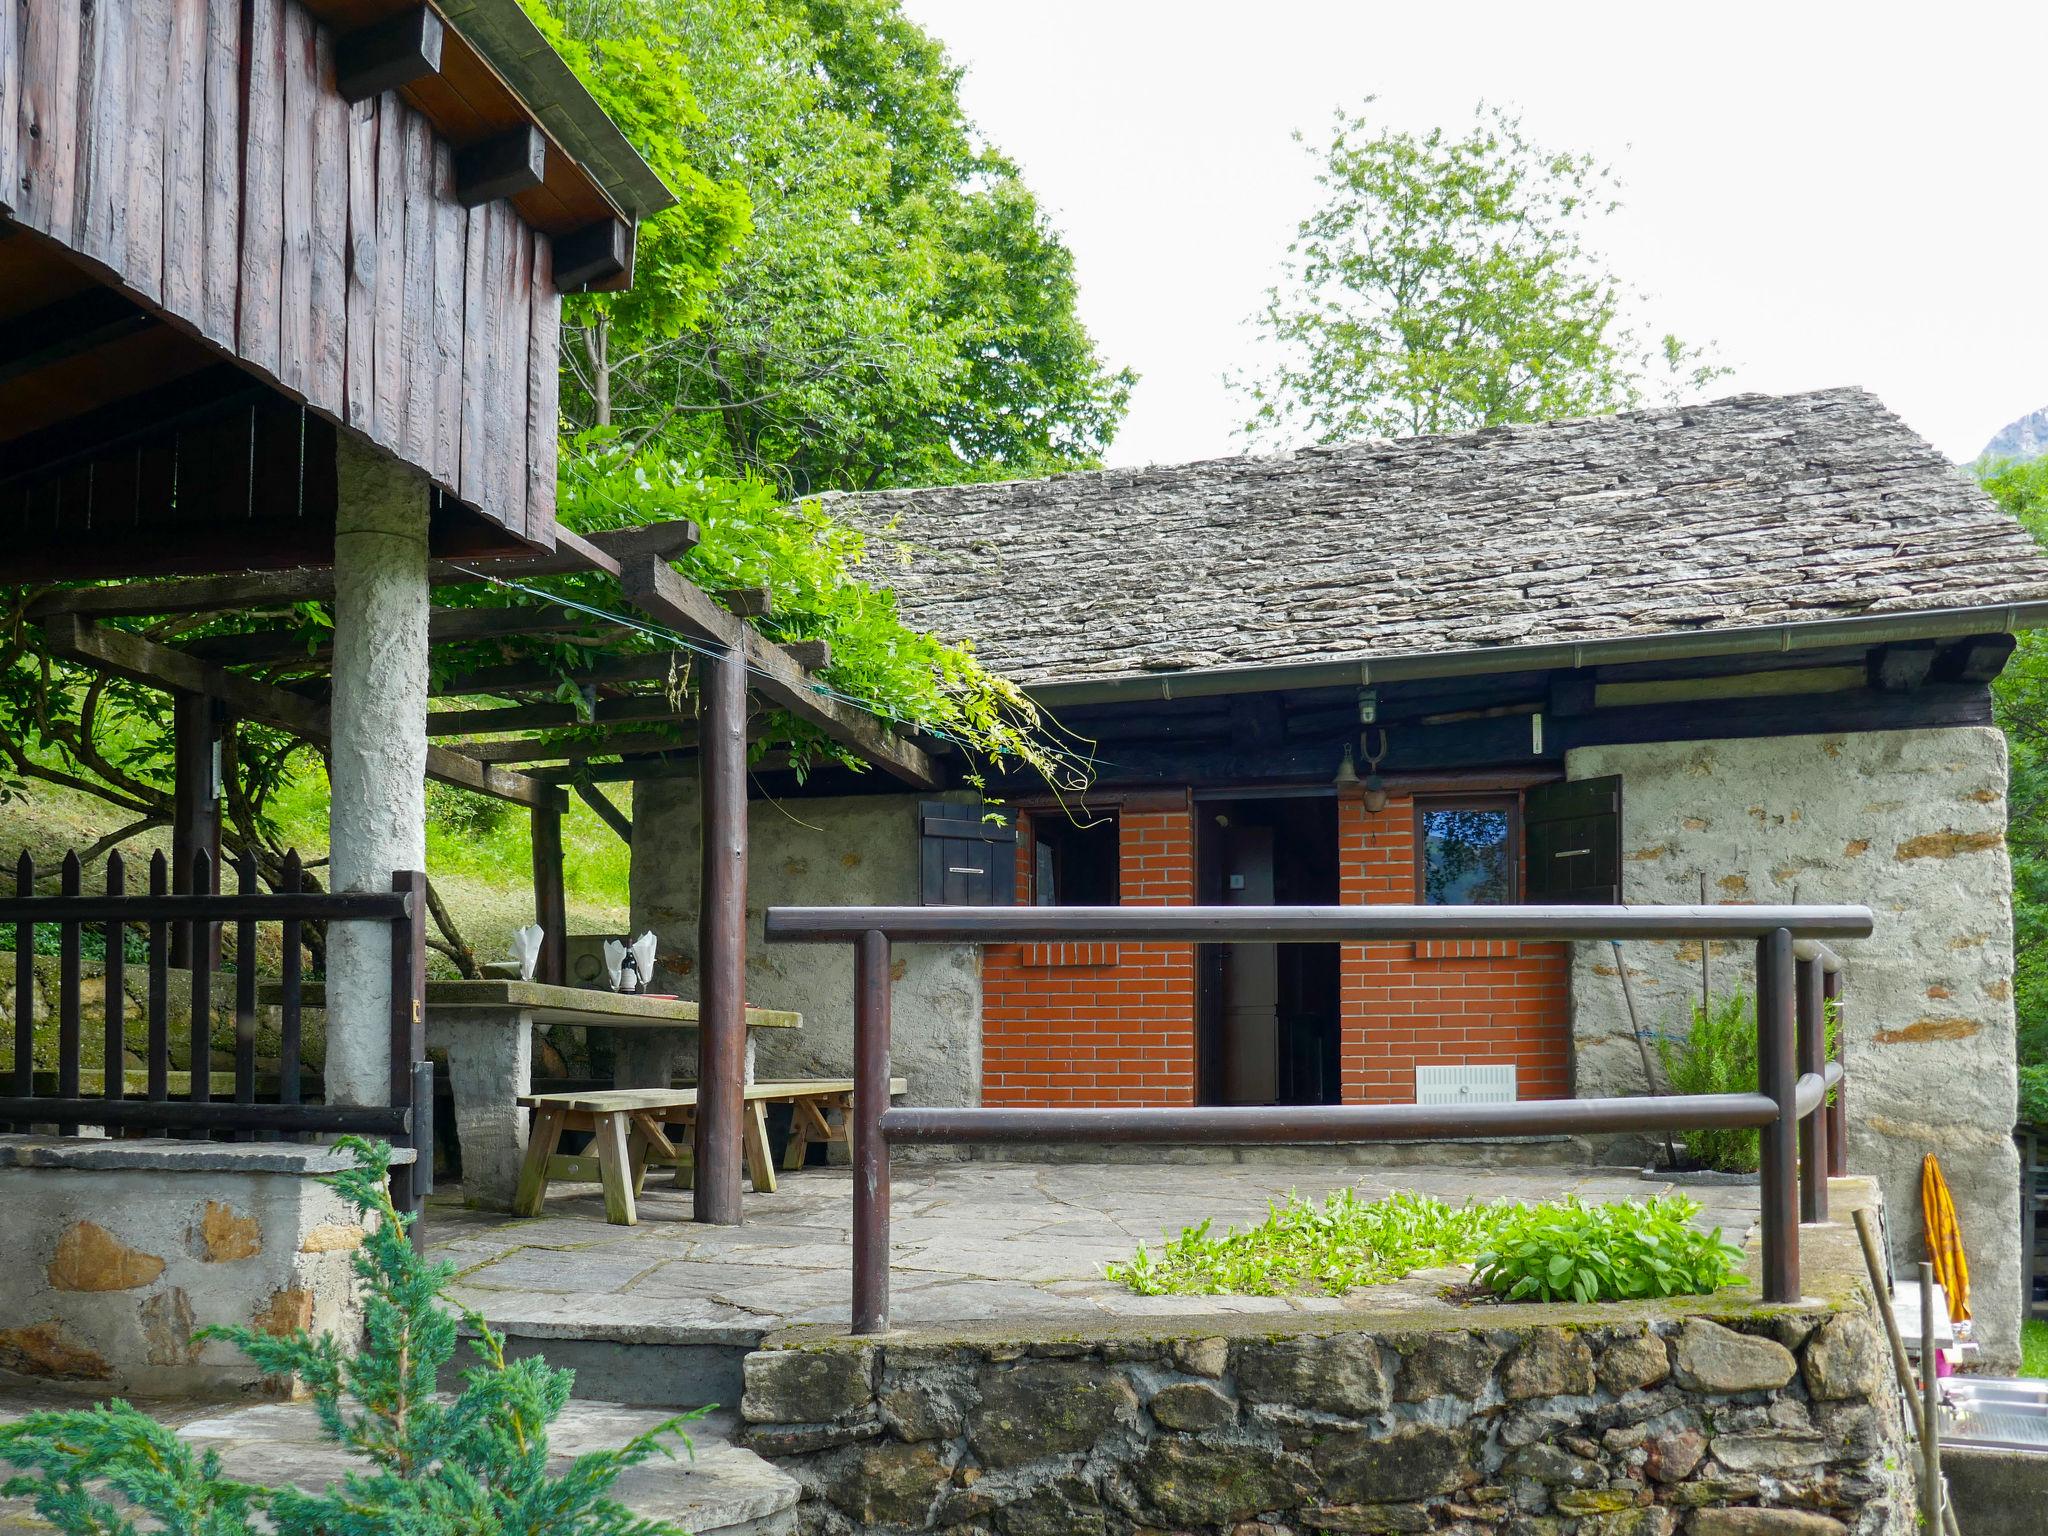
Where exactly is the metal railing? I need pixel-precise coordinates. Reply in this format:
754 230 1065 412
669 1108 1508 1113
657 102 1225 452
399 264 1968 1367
2 851 433 1231
763 903 1868 1333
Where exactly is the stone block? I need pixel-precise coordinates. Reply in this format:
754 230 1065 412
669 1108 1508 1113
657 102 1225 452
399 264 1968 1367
1686 1512 1848 1536
1644 1426 1706 1484
1393 1330 1502 1401
1503 1328 1596 1399
1302 1502 1433 1534
1170 1335 1230 1378
1309 1422 1476 1505
1709 1431 1828 1473
0 1319 113 1381
1132 1438 1315 1527
194 1201 264 1263
965 1359 1137 1468
741 1345 876 1425
1597 1330 1672 1394
1504 1444 1604 1488
994 1474 1105 1536
1236 1333 1390 1416
1148 1379 1237 1431
1670 1321 1796 1393
47 1220 166 1292
880 1378 967 1442
1799 1315 1885 1401
819 1438 953 1526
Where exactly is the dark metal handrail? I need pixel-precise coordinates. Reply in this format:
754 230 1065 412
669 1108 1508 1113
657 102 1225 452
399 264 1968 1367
765 902 1869 1333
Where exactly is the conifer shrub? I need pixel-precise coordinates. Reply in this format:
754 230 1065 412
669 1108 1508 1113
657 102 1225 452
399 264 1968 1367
0 1139 700 1535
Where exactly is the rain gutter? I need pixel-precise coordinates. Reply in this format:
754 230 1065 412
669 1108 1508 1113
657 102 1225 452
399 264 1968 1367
1024 602 2048 708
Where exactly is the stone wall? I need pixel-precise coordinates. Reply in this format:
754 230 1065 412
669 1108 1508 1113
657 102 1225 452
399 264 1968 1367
1565 726 2021 1368
0 1138 381 1398
629 779 984 1106
737 1189 1910 1536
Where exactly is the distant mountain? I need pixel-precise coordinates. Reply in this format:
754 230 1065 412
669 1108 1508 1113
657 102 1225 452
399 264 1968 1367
1981 406 2048 463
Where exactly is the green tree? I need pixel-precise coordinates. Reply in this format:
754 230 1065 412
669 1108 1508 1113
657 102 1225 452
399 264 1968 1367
1236 102 1722 446
1983 455 2048 1123
545 0 1133 491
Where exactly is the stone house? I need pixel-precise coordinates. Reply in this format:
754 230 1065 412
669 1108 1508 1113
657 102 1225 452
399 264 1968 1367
630 387 2048 1365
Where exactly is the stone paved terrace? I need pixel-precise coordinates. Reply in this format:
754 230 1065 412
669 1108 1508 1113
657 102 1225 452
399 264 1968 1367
431 1159 1760 1343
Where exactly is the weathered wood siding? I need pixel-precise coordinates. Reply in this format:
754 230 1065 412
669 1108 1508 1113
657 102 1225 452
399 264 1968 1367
2 0 560 544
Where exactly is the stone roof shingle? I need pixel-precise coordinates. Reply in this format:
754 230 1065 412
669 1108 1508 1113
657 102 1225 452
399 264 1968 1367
819 388 2048 686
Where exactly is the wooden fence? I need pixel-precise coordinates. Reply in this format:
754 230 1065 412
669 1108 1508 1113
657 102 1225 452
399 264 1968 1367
1 849 431 1227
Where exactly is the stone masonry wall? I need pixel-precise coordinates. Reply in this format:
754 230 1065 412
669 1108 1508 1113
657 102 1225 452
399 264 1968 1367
630 778 985 1107
1565 726 2021 1369
0 1138 375 1398
739 1257 1909 1536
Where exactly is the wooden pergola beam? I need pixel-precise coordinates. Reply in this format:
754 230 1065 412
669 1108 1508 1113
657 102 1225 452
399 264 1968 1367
618 557 940 790
441 729 698 765
430 650 681 697
426 694 692 737
40 616 564 809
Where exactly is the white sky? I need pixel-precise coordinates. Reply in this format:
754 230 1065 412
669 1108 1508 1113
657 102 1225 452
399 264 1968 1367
900 0 2048 469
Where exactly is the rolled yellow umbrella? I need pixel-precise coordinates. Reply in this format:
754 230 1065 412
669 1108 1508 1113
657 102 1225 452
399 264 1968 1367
1922 1153 1971 1324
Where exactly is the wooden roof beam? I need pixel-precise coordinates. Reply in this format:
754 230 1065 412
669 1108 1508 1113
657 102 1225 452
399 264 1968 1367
617 556 940 789
336 7 445 103
0 289 158 389
23 521 702 621
39 615 563 809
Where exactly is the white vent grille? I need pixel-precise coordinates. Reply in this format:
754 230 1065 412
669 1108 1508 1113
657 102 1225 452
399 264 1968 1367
1415 1064 1518 1106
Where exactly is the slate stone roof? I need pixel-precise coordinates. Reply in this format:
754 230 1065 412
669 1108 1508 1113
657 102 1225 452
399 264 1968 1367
818 388 2048 687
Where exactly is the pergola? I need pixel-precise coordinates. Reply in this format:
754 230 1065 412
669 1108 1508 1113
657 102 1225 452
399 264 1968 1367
2 0 934 1225
21 524 939 966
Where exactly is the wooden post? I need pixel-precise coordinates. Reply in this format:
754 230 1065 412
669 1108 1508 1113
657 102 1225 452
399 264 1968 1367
169 691 223 969
1824 968 1849 1178
852 927 893 1334
1757 928 1800 1302
1796 953 1829 1224
694 641 748 1226
388 870 428 1243
530 799 567 986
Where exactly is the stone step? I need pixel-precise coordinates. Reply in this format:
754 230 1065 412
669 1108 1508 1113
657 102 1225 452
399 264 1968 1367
0 1399 799 1536
448 1314 757 1411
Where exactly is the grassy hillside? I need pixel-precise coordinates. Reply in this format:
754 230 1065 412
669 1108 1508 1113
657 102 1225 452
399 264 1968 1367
0 763 633 977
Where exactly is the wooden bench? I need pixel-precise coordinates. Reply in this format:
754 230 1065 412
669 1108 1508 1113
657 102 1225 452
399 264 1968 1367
512 1077 907 1225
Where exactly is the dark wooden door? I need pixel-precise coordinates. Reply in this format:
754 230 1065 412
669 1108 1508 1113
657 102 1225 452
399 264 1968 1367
1217 825 1279 1104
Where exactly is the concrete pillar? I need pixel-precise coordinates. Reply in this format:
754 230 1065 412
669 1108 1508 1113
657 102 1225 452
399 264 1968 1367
325 437 430 1106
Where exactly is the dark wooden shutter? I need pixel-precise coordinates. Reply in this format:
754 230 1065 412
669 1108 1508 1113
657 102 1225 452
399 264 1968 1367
919 801 1018 906
1524 776 1622 904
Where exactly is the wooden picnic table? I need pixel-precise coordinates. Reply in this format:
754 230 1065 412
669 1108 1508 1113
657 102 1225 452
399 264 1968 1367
280 980 800 1210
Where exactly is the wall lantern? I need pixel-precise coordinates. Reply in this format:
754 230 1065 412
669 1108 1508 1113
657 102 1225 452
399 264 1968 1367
1360 728 1390 814
1357 687 1379 726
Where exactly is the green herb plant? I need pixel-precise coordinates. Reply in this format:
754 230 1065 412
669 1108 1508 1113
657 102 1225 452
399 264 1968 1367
1654 990 1841 1174
0 1139 700 1536
1472 1195 1746 1304
1107 1188 1744 1306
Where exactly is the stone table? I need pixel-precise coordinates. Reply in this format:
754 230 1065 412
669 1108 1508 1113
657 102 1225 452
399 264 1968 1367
289 981 801 1209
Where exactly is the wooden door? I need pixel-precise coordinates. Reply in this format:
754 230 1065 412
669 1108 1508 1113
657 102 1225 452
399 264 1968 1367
1218 825 1279 1104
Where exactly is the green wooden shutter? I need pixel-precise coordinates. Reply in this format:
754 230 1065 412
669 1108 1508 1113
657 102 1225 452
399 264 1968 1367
918 801 1017 906
1525 776 1622 904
